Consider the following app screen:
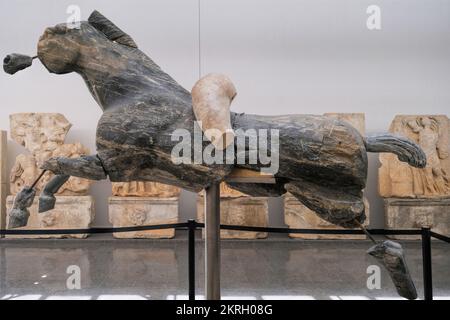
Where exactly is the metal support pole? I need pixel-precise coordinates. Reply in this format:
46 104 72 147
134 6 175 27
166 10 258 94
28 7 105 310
188 219 196 301
421 227 433 301
204 183 221 300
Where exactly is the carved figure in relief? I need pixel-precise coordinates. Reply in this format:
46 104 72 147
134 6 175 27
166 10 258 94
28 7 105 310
407 117 449 196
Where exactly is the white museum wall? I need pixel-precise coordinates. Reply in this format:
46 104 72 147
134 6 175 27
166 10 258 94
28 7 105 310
0 0 449 228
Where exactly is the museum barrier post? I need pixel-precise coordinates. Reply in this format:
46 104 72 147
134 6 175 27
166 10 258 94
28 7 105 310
204 183 221 300
421 227 433 301
188 219 197 301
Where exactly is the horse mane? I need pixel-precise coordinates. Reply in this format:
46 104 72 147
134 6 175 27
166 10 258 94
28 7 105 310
88 10 138 48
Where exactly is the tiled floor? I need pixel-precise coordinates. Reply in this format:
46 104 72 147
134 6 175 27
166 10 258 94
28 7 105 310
1 233 449 300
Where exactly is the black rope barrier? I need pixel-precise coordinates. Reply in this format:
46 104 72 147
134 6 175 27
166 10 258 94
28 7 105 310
0 222 189 235
1 220 449 301
217 224 423 235
430 231 450 243
0 221 436 236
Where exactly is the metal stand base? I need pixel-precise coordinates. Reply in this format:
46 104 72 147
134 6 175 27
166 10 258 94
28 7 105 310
204 183 221 300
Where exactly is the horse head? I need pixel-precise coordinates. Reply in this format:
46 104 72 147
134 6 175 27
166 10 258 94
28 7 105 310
37 22 93 74
35 10 190 111
38 10 138 75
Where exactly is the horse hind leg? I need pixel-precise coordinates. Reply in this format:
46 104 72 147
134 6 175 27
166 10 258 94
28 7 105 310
285 179 366 228
287 179 418 299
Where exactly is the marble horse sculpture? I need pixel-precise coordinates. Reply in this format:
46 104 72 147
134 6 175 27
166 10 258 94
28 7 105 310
4 11 426 299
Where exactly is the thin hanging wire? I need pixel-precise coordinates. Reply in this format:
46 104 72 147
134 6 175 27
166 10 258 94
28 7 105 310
198 0 202 79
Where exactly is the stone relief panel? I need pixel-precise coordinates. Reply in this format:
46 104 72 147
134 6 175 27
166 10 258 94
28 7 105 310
109 197 178 238
112 181 180 198
9 113 92 195
284 194 370 239
109 180 180 238
6 195 94 238
379 115 450 198
197 182 268 239
197 196 269 239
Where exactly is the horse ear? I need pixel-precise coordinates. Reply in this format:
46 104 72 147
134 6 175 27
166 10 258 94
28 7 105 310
88 10 138 48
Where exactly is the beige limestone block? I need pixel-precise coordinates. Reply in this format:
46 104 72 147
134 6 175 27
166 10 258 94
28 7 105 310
9 113 92 196
226 168 275 184
384 197 450 240
0 130 7 235
197 195 268 239
0 183 7 236
6 195 94 238
284 193 370 239
324 113 366 135
219 182 246 198
0 130 6 182
111 181 181 198
109 197 178 239
379 115 450 198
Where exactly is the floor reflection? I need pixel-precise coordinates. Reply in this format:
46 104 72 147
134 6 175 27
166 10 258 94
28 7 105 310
1 234 449 300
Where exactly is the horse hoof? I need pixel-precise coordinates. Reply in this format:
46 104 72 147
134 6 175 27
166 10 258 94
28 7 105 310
38 193 56 213
8 208 30 228
367 240 418 300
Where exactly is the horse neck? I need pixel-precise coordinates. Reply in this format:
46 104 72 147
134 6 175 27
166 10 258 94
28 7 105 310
77 51 193 113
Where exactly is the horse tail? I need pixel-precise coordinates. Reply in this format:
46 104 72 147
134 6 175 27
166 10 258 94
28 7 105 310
364 134 426 168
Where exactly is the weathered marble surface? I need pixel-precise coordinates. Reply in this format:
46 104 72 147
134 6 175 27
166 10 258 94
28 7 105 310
112 181 180 197
0 131 7 236
284 193 370 239
6 195 94 238
379 115 450 198
384 197 450 240
197 193 268 239
109 197 178 239
9 113 92 195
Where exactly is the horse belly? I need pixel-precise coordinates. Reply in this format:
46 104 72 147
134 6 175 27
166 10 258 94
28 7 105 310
232 113 368 189
95 109 233 192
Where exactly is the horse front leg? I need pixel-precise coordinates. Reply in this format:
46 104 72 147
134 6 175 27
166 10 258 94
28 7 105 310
38 154 107 212
8 186 36 228
8 155 108 228
39 155 107 212
38 174 70 213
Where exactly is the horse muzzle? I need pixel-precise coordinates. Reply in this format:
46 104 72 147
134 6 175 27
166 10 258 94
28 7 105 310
3 53 35 75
